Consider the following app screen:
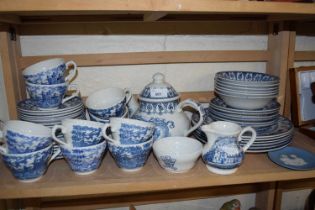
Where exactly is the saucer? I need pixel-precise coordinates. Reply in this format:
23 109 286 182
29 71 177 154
268 146 315 170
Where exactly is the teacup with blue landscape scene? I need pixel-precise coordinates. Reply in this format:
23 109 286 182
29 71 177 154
0 120 52 154
25 82 79 109
23 58 77 85
52 119 104 148
102 117 155 145
0 144 60 182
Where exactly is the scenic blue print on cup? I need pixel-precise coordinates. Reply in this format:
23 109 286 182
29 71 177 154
88 98 126 119
118 123 155 144
71 125 103 147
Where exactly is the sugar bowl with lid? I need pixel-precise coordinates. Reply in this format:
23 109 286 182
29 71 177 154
132 73 205 140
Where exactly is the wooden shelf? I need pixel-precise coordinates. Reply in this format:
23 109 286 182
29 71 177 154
0 0 315 24
0 131 314 200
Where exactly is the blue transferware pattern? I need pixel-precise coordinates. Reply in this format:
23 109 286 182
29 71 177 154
61 140 107 173
24 63 66 85
26 84 67 109
215 71 279 83
88 98 126 119
4 130 52 154
17 97 83 113
202 137 243 170
108 140 153 170
118 123 155 144
132 115 175 140
139 100 179 115
2 146 53 181
71 125 103 147
159 155 177 171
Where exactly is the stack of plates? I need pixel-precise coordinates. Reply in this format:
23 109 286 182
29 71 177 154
214 71 279 110
208 97 280 132
17 97 86 128
192 110 294 152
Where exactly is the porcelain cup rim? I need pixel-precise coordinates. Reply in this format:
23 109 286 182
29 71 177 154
108 137 153 147
23 58 65 75
61 118 104 128
3 120 51 137
109 117 155 129
59 139 106 150
201 121 242 136
1 144 52 157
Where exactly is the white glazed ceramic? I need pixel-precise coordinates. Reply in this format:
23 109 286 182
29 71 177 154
52 119 104 148
132 73 205 140
102 117 155 145
201 121 256 175
87 107 129 123
0 120 52 154
25 82 80 109
153 137 202 173
86 87 132 119
23 58 77 85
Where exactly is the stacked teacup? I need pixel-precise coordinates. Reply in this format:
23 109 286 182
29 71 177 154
52 119 106 175
0 120 59 182
85 87 132 123
102 118 155 172
23 58 79 110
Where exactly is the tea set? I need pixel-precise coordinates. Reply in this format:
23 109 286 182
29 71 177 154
0 58 298 182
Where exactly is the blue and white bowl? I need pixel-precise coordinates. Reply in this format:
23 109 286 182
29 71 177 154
22 58 77 85
103 117 155 145
60 140 107 175
215 71 279 85
153 137 202 173
0 120 52 154
1 145 58 182
26 82 79 109
108 138 153 171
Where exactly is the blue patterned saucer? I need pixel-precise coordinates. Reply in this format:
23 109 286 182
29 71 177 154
268 146 315 170
17 97 83 114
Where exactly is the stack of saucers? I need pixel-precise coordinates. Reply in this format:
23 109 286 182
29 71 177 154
17 97 85 128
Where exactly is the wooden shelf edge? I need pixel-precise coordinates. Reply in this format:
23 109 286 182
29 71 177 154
0 0 314 15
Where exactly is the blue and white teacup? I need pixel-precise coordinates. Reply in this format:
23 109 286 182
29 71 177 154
23 58 77 85
60 140 107 175
88 107 129 124
0 120 52 154
52 119 104 148
102 118 155 145
107 138 153 172
86 87 132 119
25 82 80 109
1 145 60 182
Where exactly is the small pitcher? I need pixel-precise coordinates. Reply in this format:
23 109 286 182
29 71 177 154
201 121 256 175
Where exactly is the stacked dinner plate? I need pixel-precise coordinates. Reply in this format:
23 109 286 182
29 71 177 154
192 71 294 152
17 96 86 128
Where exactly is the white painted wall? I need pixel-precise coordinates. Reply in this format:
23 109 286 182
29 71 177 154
0 34 311 209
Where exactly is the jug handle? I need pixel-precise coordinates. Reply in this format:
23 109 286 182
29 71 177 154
176 99 205 137
238 126 256 152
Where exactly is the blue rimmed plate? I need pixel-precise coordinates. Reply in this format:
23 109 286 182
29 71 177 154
268 146 315 170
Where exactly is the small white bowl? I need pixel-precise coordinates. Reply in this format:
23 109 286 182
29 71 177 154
153 137 202 173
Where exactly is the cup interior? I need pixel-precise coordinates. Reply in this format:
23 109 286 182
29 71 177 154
203 121 241 135
86 88 126 109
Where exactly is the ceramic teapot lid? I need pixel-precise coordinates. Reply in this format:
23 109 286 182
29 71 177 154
139 73 180 102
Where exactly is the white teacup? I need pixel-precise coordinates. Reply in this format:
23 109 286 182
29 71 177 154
23 58 77 85
86 87 132 119
52 119 104 148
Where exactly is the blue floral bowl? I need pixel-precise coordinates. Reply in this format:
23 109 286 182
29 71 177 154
108 138 153 171
215 71 279 84
1 145 58 182
60 140 107 175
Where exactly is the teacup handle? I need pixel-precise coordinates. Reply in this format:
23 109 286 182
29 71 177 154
0 120 4 140
238 126 256 152
0 144 7 155
65 61 78 83
62 84 80 104
48 147 61 165
102 124 117 144
52 125 70 147
124 88 132 104
176 99 205 137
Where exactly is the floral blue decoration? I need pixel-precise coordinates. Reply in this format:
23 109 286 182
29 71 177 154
215 71 279 82
71 125 102 147
160 155 177 171
118 123 154 144
139 100 179 115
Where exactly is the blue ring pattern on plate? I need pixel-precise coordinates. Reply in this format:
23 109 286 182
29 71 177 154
215 71 279 83
268 146 315 170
